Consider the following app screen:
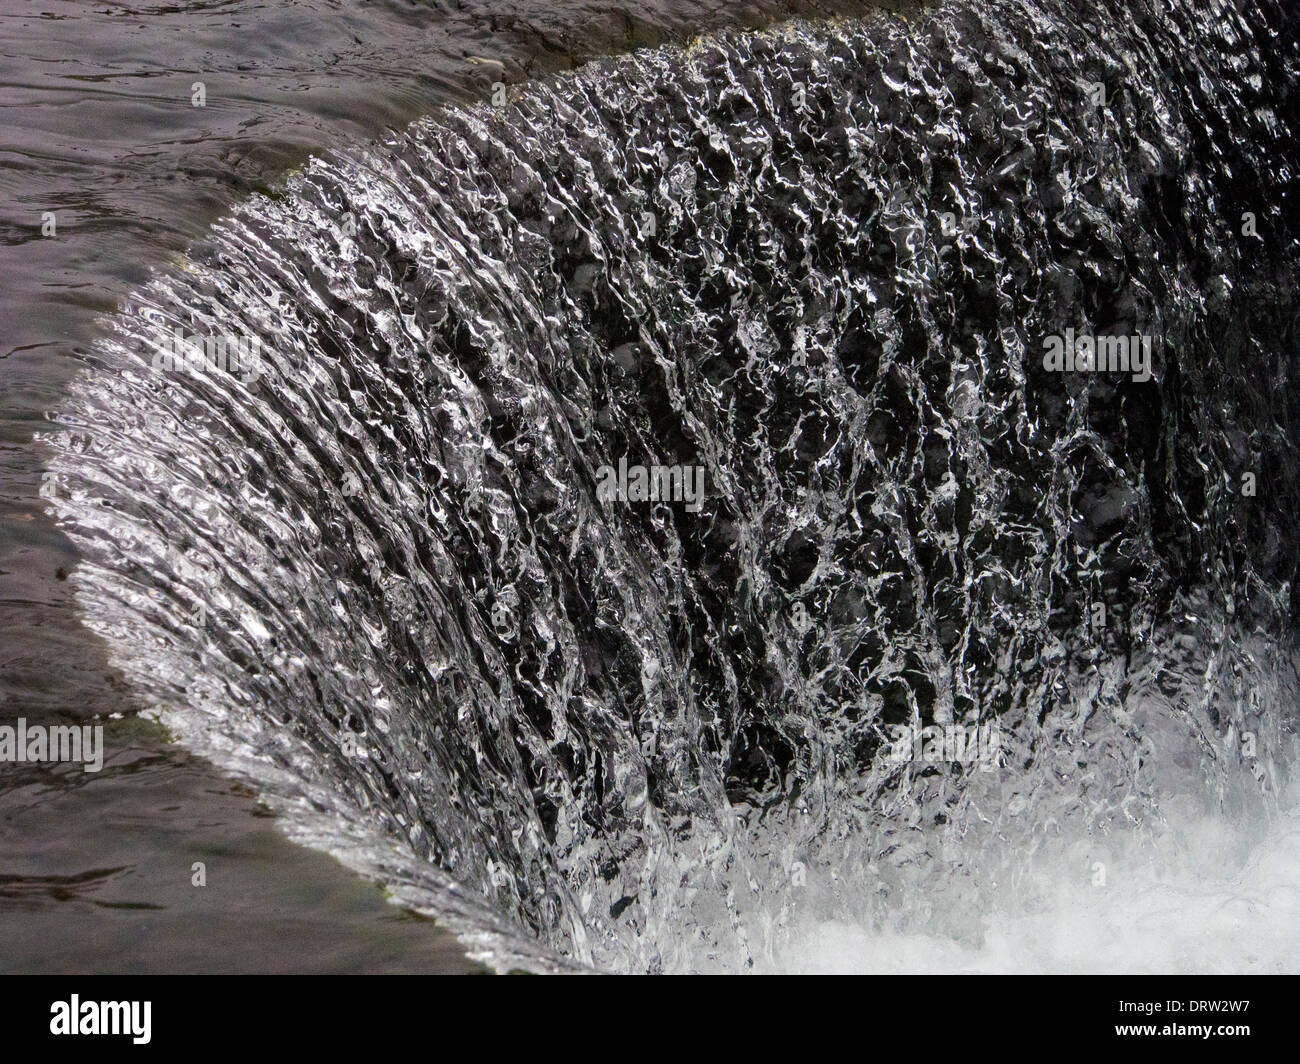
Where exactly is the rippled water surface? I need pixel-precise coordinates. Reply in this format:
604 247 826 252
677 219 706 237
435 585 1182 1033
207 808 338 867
8 0 1300 973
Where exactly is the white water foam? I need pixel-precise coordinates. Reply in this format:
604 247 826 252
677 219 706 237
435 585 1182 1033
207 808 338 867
773 785 1300 974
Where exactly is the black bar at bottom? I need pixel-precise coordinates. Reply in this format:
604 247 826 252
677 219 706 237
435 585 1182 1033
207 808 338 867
0 974 1292 1052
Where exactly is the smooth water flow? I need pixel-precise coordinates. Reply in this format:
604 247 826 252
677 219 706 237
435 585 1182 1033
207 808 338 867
43 0 1300 972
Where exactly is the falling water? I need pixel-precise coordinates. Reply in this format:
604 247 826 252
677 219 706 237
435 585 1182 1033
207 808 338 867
42 0 1300 972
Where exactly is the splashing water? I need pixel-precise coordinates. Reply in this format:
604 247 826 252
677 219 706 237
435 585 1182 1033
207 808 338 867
776 774 1300 973
42 0 1300 972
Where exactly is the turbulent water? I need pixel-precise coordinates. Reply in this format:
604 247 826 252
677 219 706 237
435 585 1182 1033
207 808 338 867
41 0 1300 972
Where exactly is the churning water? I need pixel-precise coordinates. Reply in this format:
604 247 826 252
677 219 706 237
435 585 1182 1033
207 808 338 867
40 0 1300 972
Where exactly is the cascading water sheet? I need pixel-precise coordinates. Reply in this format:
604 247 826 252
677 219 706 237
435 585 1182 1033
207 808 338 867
43 0 1300 972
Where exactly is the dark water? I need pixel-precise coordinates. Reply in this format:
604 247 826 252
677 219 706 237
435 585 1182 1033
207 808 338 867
2 0 902 974
9 0 1300 974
